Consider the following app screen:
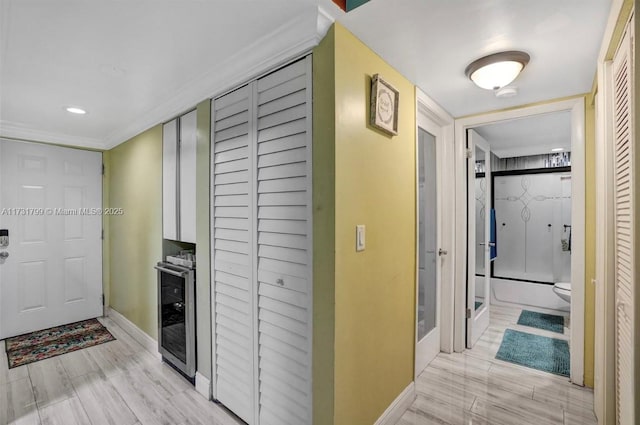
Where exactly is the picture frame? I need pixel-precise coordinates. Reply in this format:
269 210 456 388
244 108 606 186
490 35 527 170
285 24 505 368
370 74 399 136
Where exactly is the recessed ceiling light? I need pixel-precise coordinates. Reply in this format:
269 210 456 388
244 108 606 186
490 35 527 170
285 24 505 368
66 107 87 115
551 147 564 152
465 51 530 90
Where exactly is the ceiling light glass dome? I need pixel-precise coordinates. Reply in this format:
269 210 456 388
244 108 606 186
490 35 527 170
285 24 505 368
465 51 530 90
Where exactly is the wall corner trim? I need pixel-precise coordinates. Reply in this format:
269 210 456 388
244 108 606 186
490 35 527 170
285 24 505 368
195 372 211 400
316 6 335 41
105 307 161 360
373 382 416 425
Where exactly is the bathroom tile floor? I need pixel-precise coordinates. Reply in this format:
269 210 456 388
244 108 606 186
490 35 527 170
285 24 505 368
397 304 596 425
0 317 243 425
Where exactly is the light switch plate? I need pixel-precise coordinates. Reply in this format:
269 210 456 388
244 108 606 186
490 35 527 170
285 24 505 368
356 225 365 251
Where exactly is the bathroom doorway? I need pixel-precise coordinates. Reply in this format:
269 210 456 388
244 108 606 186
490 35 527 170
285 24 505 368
454 98 586 385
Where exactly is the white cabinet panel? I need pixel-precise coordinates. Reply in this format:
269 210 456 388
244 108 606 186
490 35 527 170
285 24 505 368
179 110 197 243
162 110 197 243
162 120 178 240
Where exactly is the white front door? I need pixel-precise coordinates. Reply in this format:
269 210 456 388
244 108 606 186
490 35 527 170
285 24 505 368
466 130 491 347
0 140 103 339
415 120 443 376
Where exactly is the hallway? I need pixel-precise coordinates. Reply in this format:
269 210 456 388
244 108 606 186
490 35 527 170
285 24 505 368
398 305 596 425
0 317 242 425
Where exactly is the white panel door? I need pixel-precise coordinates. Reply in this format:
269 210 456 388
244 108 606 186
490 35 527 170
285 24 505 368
255 56 312 425
415 120 442 376
212 84 255 425
612 22 635 425
180 110 197 243
466 130 491 347
0 140 103 339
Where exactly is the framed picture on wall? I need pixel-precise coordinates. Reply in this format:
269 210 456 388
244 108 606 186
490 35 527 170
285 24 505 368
370 74 399 135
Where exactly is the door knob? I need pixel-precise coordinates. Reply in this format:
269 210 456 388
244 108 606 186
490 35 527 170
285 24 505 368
438 248 448 256
0 251 8 259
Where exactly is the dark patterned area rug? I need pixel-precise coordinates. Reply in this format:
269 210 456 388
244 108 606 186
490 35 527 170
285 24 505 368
4 318 115 368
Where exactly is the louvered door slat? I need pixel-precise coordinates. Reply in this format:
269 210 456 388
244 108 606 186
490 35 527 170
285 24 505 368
256 57 312 425
612 24 635 425
212 84 255 425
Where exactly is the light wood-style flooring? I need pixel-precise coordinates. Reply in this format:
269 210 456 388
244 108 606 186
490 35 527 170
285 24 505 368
1 306 597 425
397 304 597 425
0 317 242 425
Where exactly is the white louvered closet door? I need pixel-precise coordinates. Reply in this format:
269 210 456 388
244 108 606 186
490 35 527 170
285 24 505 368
255 57 312 425
212 84 255 424
612 21 635 425
211 56 312 425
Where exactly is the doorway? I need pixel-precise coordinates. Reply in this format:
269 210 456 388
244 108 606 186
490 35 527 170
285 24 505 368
414 89 455 376
0 139 103 339
454 98 586 385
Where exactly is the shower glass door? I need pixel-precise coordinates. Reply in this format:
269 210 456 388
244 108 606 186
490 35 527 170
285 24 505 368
466 130 491 348
416 123 441 376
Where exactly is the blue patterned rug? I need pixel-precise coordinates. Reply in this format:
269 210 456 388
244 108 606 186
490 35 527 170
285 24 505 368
517 310 564 334
495 329 569 377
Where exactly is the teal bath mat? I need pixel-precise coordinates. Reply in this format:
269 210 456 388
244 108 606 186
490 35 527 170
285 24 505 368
495 329 570 377
517 310 564 334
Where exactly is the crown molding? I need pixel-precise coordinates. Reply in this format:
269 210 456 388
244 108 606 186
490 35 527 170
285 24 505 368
0 121 107 150
102 6 335 150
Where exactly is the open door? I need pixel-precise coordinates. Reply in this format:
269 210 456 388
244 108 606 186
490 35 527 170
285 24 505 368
466 130 492 347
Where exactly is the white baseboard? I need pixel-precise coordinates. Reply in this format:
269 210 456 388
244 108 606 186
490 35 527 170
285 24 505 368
105 307 161 360
195 372 211 400
374 382 416 425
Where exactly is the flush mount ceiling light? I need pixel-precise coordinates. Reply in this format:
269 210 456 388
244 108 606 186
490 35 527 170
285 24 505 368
65 106 87 115
465 51 530 90
551 147 565 152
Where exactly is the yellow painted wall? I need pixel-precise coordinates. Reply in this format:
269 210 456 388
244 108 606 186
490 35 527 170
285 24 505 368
312 23 417 425
108 126 163 338
584 97 596 388
195 99 212 379
312 26 336 425
105 104 213 378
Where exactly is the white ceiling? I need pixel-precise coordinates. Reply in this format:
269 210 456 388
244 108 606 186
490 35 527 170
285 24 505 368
474 111 572 158
337 0 610 117
0 0 611 150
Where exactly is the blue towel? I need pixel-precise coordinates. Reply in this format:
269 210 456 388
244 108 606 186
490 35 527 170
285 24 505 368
490 209 497 260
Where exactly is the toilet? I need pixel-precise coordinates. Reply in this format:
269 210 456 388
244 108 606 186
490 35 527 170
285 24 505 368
553 282 571 303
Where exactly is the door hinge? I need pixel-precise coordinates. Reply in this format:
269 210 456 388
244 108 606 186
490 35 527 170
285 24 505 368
466 308 472 319
102 163 105 175
465 149 473 159
101 294 105 306
101 229 104 240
